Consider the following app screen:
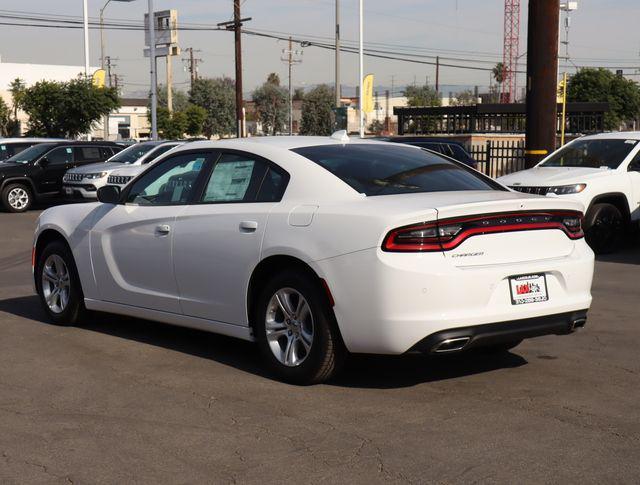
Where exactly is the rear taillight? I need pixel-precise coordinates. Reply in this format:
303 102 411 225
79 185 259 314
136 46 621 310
382 211 584 252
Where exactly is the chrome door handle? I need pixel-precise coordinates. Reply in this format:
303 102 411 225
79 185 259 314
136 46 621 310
155 224 171 235
239 220 258 232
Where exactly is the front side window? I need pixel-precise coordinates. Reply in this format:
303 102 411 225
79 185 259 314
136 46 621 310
126 153 208 206
292 144 502 196
541 138 638 169
200 153 286 203
46 147 74 165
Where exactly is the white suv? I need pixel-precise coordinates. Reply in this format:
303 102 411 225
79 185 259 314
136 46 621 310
498 132 640 254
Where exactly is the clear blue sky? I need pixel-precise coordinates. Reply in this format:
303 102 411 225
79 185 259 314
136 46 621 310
0 0 638 96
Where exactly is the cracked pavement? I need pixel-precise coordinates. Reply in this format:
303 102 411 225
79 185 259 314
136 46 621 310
1 209 639 484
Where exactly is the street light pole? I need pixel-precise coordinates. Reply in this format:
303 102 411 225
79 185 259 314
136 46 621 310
358 0 364 138
335 0 340 107
82 0 90 77
148 0 158 140
100 0 111 70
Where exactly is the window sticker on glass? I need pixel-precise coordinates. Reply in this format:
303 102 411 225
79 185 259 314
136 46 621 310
1 146 6 151
66 147 73 153
204 160 255 202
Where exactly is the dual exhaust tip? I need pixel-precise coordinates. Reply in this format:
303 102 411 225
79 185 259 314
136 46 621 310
431 317 587 354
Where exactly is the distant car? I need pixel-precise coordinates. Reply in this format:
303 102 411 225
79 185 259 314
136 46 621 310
0 138 64 162
384 137 478 168
33 135 593 384
105 141 183 190
62 141 182 200
498 132 640 254
0 141 122 212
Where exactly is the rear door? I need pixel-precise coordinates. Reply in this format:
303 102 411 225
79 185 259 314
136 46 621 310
173 150 288 325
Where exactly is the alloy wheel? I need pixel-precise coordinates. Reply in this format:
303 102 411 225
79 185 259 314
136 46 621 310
41 254 71 314
265 288 314 367
7 187 29 211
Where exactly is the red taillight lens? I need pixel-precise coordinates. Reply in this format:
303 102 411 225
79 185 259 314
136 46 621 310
382 211 584 252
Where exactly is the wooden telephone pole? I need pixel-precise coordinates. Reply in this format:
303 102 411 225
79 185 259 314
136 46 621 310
219 2 252 137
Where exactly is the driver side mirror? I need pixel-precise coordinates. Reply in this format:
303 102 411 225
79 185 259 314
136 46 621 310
97 185 121 204
38 157 49 167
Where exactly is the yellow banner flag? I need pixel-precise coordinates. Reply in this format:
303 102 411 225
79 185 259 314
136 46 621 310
363 74 374 113
557 75 566 104
92 69 106 88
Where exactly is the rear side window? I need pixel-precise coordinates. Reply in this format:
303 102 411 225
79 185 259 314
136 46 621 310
75 146 102 161
200 153 287 203
292 144 503 196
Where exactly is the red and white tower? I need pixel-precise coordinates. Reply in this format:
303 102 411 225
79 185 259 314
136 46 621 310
501 0 521 103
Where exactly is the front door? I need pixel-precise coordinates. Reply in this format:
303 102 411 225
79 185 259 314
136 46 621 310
90 151 211 313
35 146 74 194
173 151 288 325
627 150 640 221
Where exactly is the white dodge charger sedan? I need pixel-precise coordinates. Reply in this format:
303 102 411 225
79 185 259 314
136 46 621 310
32 135 594 384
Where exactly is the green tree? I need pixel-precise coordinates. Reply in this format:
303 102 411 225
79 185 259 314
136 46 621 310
0 97 11 136
156 107 188 139
405 84 441 107
293 87 305 101
20 79 120 138
567 68 640 130
252 73 288 135
157 85 190 112
299 84 335 136
492 62 505 85
189 77 236 138
184 104 207 137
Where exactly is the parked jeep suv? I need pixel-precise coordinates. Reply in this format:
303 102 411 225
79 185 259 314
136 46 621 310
0 141 122 212
498 132 640 253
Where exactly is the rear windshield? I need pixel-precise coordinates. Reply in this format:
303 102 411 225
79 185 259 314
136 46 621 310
110 143 158 164
292 144 501 196
541 138 638 169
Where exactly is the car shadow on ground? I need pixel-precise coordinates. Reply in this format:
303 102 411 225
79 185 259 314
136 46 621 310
0 295 528 389
595 241 640 265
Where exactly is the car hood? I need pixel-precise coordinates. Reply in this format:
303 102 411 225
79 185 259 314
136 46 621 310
109 165 146 177
497 166 613 186
67 162 126 174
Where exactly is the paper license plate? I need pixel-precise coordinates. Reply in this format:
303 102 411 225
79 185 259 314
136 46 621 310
509 274 548 305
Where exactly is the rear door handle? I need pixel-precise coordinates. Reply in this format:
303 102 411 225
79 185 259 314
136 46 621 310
239 220 258 232
155 224 171 235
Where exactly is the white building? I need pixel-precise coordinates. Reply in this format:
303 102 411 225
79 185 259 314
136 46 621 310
0 58 100 135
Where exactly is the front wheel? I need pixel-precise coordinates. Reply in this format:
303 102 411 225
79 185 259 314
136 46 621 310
584 203 624 254
254 270 346 385
35 240 86 325
1 183 33 213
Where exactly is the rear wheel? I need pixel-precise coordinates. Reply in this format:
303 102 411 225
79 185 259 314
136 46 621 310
35 240 86 326
254 269 345 385
584 203 624 254
1 183 32 213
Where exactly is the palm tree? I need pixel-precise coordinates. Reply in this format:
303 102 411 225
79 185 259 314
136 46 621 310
492 63 505 85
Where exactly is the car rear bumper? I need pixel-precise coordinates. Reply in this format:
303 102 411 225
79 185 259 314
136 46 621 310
408 310 588 354
314 239 594 355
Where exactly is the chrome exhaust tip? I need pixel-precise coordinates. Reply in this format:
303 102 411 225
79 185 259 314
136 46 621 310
570 317 587 332
432 336 471 354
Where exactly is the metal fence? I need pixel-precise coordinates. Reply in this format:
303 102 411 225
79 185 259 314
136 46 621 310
469 140 526 178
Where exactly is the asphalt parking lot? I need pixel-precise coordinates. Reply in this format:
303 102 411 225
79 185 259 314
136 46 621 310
1 207 639 484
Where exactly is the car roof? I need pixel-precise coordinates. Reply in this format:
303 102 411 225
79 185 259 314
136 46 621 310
386 137 466 147
180 135 392 152
39 141 122 146
0 138 64 143
578 131 640 141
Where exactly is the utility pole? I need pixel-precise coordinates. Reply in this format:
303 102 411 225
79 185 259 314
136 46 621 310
219 2 252 138
183 47 203 90
281 37 303 135
335 0 341 107
358 0 364 138
148 0 158 140
105 56 114 87
525 0 560 168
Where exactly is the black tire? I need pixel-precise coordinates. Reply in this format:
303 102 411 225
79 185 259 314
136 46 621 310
584 203 624 254
1 183 33 213
254 269 346 385
477 339 522 354
35 239 86 326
